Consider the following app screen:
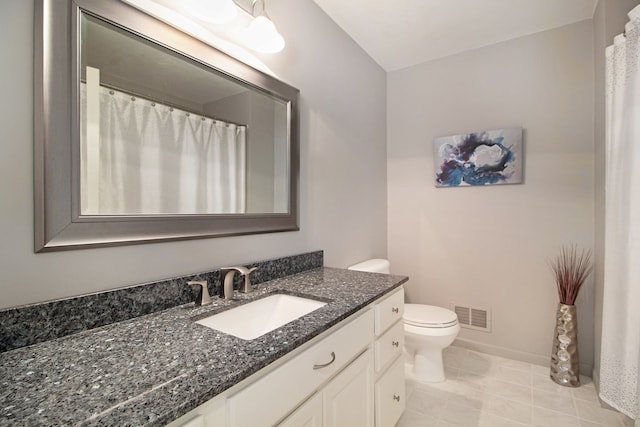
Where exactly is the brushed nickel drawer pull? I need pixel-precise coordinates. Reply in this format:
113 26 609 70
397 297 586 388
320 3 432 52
392 340 399 347
392 307 399 314
313 352 336 370
393 394 401 402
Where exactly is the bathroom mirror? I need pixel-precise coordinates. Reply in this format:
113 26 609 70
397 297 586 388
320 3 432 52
34 0 299 252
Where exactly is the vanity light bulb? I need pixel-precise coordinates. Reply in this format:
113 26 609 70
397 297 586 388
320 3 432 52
244 15 285 53
185 0 237 24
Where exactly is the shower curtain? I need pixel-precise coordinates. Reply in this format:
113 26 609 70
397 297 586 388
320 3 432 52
601 4 640 421
80 85 246 215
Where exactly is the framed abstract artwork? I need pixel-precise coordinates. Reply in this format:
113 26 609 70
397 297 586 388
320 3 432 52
433 127 523 187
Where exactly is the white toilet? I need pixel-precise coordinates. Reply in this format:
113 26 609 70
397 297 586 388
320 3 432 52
348 258 460 383
404 303 459 382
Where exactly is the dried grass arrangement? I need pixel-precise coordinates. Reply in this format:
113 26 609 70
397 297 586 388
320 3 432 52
550 245 593 305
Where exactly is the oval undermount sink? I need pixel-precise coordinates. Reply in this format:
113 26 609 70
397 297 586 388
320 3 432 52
195 294 327 340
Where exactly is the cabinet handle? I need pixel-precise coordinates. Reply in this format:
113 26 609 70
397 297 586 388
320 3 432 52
392 341 399 347
313 352 336 370
393 394 401 402
392 307 399 314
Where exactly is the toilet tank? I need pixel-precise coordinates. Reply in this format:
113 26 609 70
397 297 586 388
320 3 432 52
347 259 390 274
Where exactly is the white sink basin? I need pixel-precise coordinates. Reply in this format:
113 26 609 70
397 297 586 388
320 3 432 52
196 294 327 340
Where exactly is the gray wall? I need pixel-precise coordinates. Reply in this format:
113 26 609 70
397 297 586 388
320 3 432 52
592 0 640 383
205 91 280 213
387 21 595 370
0 0 388 309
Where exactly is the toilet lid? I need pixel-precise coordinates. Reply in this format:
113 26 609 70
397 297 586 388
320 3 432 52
404 304 458 328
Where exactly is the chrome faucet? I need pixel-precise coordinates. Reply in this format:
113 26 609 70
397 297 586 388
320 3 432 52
186 280 212 306
219 266 258 299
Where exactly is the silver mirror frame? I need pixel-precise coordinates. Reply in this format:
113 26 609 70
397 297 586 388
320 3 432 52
34 0 299 252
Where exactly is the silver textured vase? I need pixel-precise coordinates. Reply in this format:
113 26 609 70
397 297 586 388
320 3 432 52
550 303 580 387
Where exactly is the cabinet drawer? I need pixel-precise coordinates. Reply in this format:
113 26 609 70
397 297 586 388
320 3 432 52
227 309 374 427
374 320 404 373
375 356 405 427
374 288 404 336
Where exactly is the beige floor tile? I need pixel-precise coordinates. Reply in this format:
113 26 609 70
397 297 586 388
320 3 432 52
572 385 599 403
533 388 577 416
445 385 487 411
444 365 460 380
490 365 533 387
406 389 447 418
457 369 493 392
485 378 532 405
396 408 439 427
461 350 498 375
443 346 468 370
532 406 581 427
532 374 575 397
439 400 483 426
497 357 535 373
479 411 530 427
406 378 417 399
579 375 595 387
530 363 551 376
403 348 631 427
486 395 533 425
576 399 634 427
574 398 609 424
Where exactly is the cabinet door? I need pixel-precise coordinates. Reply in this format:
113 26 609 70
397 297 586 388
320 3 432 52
323 349 374 427
279 393 323 427
375 356 405 427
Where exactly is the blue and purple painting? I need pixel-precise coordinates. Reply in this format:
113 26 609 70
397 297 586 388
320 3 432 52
433 127 523 187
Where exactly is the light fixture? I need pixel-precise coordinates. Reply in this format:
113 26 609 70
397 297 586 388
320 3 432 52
184 0 238 24
242 0 285 53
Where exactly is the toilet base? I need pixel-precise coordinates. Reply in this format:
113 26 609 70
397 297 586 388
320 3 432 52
408 348 446 383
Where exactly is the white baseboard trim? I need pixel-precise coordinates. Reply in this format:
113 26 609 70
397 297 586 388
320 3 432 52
453 338 594 376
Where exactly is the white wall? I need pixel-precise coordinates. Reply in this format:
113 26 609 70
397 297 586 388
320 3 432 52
0 0 387 309
388 21 595 370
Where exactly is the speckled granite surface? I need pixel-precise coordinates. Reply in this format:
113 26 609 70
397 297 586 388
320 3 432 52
0 251 323 353
0 267 407 426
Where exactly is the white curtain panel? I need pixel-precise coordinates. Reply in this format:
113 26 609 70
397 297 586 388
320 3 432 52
81 85 246 214
601 4 640 421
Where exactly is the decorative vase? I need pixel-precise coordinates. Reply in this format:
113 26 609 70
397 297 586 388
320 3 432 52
550 303 580 387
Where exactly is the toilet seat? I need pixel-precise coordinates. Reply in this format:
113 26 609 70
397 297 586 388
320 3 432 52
404 304 458 328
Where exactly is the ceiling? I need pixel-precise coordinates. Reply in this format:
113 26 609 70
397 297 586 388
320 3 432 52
312 0 598 71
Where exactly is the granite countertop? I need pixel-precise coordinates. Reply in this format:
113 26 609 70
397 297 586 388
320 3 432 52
0 267 407 426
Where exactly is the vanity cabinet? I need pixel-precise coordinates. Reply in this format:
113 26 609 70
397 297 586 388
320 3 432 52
168 287 405 427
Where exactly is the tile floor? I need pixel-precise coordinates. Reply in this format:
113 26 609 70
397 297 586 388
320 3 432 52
397 346 634 427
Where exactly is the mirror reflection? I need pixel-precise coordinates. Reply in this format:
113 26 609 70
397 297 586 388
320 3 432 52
79 13 290 215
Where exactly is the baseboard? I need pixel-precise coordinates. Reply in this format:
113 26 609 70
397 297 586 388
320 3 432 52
453 338 593 375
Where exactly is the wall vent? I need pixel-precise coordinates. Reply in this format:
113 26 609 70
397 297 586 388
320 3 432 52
451 303 491 332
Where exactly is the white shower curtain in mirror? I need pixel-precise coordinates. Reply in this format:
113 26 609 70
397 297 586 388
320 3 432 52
81 85 246 215
601 4 640 421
